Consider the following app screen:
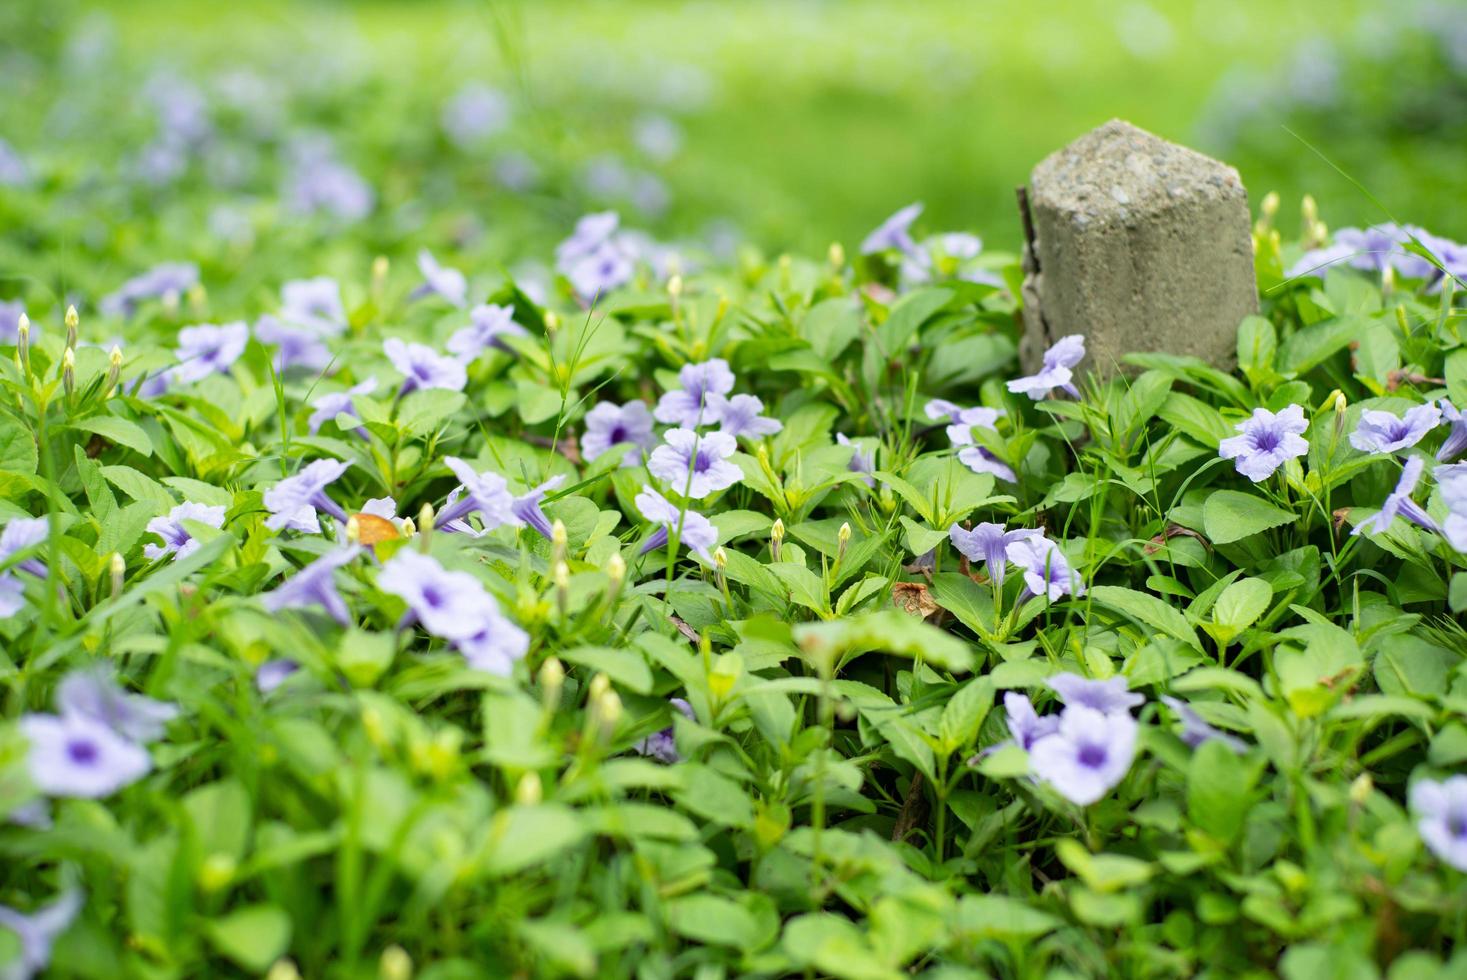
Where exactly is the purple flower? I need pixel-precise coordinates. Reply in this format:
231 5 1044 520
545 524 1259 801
1159 696 1247 752
412 250 468 307
99 262 199 318
837 433 876 487
1284 240 1358 281
377 550 494 643
280 277 347 330
929 400 1014 481
286 143 374 222
1410 776 1467 872
1006 334 1085 400
1003 691 1060 750
948 522 1038 588
1006 534 1083 602
56 669 178 743
581 401 656 466
566 242 635 300
709 393 782 438
261 546 361 625
511 476 567 540
647 428 741 499
635 486 718 561
144 501 227 561
309 378 378 435
447 303 528 361
556 211 621 268
19 713 151 798
1352 456 1440 537
384 338 467 394
435 457 517 533
1438 399 1467 462
454 609 531 676
263 459 351 533
255 315 331 373
0 137 31 187
1046 673 1143 714
1438 462 1467 551
1 300 26 344
170 322 249 385
1349 403 1442 455
1 517 48 578
0 890 83 980
633 698 696 764
1217 404 1309 482
256 659 300 694
860 202 923 255
1029 705 1138 806
634 114 683 162
441 83 511 147
654 359 736 426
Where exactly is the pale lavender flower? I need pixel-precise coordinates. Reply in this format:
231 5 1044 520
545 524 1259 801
412 250 468 307
0 517 48 578
262 459 351 533
19 713 151 798
633 114 683 162
0 138 30 187
1349 403 1442 455
511 476 567 540
441 83 511 147
1438 399 1467 462
6 799 51 829
99 262 199 318
495 152 541 192
377 550 492 642
654 359 736 426
308 378 378 435
581 401 656 466
0 890 83 980
948 522 1039 588
447 303 528 361
836 433 876 487
1003 691 1060 750
928 400 1014 481
1159 696 1247 752
1029 705 1138 806
635 486 718 561
256 659 300 694
1410 776 1467 871
1438 462 1467 551
1284 240 1358 280
384 338 467 394
860 202 923 255
708 393 782 438
455 609 531 676
633 698 696 764
254 315 331 373
0 576 25 618
0 301 26 343
1047 673 1144 714
144 501 226 561
285 140 373 222
1006 534 1083 602
556 211 620 268
360 497 401 524
56 669 178 743
1352 456 1440 537
261 546 361 625
435 457 516 532
278 277 347 333
567 242 635 300
648 428 741 499
1217 404 1309 482
170 322 249 385
1006 335 1085 400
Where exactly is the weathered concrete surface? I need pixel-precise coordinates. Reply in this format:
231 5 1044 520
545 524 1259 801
1019 119 1257 375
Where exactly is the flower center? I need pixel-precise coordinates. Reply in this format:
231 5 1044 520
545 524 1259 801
1252 429 1281 453
1449 813 1467 840
1387 422 1412 444
692 449 712 473
67 738 99 765
608 425 627 444
1077 743 1107 769
421 586 445 609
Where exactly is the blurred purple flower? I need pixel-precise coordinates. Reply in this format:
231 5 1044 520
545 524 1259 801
709 393 781 438
170 322 249 385
0 300 25 343
1437 462 1467 551
256 659 300 695
1003 691 1060 750
634 114 683 162
447 303 528 361
1352 456 1440 537
436 457 516 532
635 486 718 561
99 262 199 318
1218 404 1309 482
1029 705 1138 806
0 890 83 980
556 212 620 268
648 428 741 499
929 399 1014 481
20 712 151 798
1438 399 1467 462
56 668 177 743
254 315 331 373
280 277 346 331
1007 534 1082 602
1047 673 1143 714
948 522 1039 588
309 378 377 435
263 459 351 533
510 475 567 540
860 202 922 255
262 545 361 625
654 359 735 426
377 550 492 643
581 401 656 466
412 250 468 307
441 83 511 147
144 501 226 561
836 433 876 487
0 137 30 186
286 142 373 222
1159 696 1246 752
384 338 467 394
1410 776 1467 872
566 242 635 300
455 609 530 676
1350 403 1442 455
1 517 48 578
1007 334 1085 400
633 698 696 763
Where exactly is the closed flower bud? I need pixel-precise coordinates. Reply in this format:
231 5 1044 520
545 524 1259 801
596 689 622 740
64 304 79 352
110 551 125 598
266 959 303 980
544 311 560 333
372 254 390 285
606 552 626 586
417 502 434 552
104 345 123 395
401 516 417 538
539 656 565 709
1349 772 1373 805
588 672 610 703
713 546 727 569
379 945 413 980
515 771 543 806
828 241 845 268
667 274 683 298
362 706 390 751
1396 304 1410 334
1260 191 1279 220
770 518 784 562
837 521 852 562
551 519 568 566
62 347 76 397
554 560 571 616
1382 264 1396 295
16 314 30 375
1301 194 1318 227
346 515 362 544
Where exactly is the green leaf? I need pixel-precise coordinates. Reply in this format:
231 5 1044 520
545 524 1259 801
938 676 995 753
876 287 951 353
1088 585 1199 649
793 610 974 673
1202 490 1296 545
0 415 37 474
801 297 864 361
1236 315 1277 381
1186 739 1263 844
68 415 154 456
397 389 468 437
559 645 653 694
929 572 995 637
480 805 587 876
1204 577 1272 646
204 904 291 973
953 894 1061 939
1279 316 1362 374
101 464 176 514
665 894 759 948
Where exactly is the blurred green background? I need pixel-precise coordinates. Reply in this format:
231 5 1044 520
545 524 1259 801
2 0 1465 287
